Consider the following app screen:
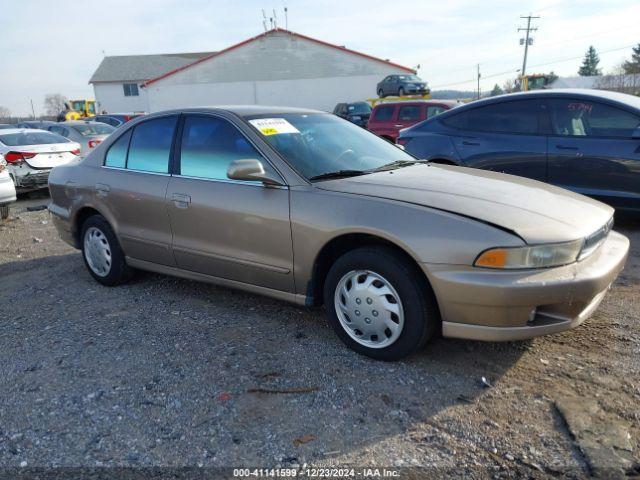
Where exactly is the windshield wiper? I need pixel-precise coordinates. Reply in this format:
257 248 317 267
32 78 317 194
309 170 369 181
372 160 424 172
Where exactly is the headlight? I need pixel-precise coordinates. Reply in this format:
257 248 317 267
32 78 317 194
474 239 583 269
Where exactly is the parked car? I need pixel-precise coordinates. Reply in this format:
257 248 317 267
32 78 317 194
88 113 145 128
14 120 57 130
0 124 15 130
0 129 80 192
0 155 16 219
376 74 429 98
48 107 628 360
47 121 115 157
367 100 458 142
398 89 640 212
333 102 372 127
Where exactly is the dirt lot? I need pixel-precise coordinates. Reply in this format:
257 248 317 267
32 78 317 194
0 193 638 479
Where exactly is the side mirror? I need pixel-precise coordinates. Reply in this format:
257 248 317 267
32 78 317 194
227 159 285 186
632 126 640 139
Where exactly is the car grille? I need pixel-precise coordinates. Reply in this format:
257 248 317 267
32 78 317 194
579 216 614 260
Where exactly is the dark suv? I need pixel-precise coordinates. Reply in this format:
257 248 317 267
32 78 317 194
333 102 372 127
398 89 640 211
376 75 429 98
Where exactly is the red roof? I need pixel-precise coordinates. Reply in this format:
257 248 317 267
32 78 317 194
142 28 415 87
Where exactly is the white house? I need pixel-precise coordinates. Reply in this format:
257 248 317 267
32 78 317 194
89 51 215 113
89 29 416 113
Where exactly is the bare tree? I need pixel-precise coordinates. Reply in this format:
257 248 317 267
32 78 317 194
43 93 68 116
0 106 10 121
502 77 519 93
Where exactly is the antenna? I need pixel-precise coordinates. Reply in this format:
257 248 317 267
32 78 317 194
284 7 288 30
261 9 267 32
273 9 278 29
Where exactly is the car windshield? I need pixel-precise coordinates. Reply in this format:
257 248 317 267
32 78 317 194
347 103 372 115
72 123 115 136
247 113 416 180
398 75 422 82
0 131 70 146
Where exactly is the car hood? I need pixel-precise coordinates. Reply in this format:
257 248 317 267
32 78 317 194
316 164 613 244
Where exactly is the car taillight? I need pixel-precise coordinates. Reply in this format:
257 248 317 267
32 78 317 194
123 115 131 122
4 151 37 164
396 137 409 146
88 139 102 148
71 149 81 156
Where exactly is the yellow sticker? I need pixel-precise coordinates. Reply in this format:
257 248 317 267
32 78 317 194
249 118 300 135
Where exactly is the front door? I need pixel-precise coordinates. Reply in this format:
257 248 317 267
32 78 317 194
166 114 294 292
449 99 547 180
544 97 640 209
98 115 178 266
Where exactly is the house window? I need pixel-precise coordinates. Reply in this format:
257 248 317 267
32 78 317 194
123 83 139 97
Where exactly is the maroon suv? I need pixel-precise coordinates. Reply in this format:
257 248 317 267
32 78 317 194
367 100 459 142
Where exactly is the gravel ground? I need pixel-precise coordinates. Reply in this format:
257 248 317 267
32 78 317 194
0 193 638 479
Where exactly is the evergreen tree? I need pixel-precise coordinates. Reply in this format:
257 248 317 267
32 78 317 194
622 43 640 74
578 46 602 76
490 84 504 96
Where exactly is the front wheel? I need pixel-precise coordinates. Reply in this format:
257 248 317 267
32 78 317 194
378 89 385 98
398 87 405 96
323 247 439 361
81 215 133 286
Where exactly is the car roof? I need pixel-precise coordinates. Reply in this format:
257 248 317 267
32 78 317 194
456 88 640 111
58 120 108 126
0 128 53 135
373 100 459 108
143 105 324 118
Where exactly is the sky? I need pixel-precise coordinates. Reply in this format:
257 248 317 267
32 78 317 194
1 0 639 116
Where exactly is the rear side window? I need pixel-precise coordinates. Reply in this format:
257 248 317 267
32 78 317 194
373 106 395 121
127 116 177 173
444 100 539 134
398 105 422 121
104 130 132 168
545 98 640 138
179 115 264 181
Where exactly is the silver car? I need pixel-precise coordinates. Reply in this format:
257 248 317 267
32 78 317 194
48 121 115 158
48 107 629 360
0 155 16 219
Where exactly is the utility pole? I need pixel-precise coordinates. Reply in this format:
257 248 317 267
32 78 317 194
518 15 539 83
30 99 35 119
476 64 481 99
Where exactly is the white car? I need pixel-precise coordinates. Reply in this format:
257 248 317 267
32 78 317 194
0 129 81 192
0 155 16 219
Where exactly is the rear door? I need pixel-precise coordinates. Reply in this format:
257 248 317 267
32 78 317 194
446 99 548 181
99 115 177 266
544 97 640 209
368 105 398 141
166 114 294 292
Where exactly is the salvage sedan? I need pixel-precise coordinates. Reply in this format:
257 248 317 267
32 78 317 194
48 107 629 360
1 129 80 192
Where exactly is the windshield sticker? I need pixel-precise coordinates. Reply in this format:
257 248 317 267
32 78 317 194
249 118 300 136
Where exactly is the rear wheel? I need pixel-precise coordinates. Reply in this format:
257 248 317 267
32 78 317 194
323 247 438 361
398 87 405 96
0 205 9 220
80 215 133 286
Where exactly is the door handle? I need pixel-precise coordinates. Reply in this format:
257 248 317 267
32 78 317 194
462 140 480 146
95 183 110 197
555 145 579 150
394 124 404 128
171 193 191 209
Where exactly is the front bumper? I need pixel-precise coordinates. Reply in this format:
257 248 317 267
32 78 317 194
0 175 16 204
424 231 630 341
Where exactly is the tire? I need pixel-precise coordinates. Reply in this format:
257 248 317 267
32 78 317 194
398 87 405 96
323 247 438 361
0 205 9 220
378 89 385 98
80 215 133 286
